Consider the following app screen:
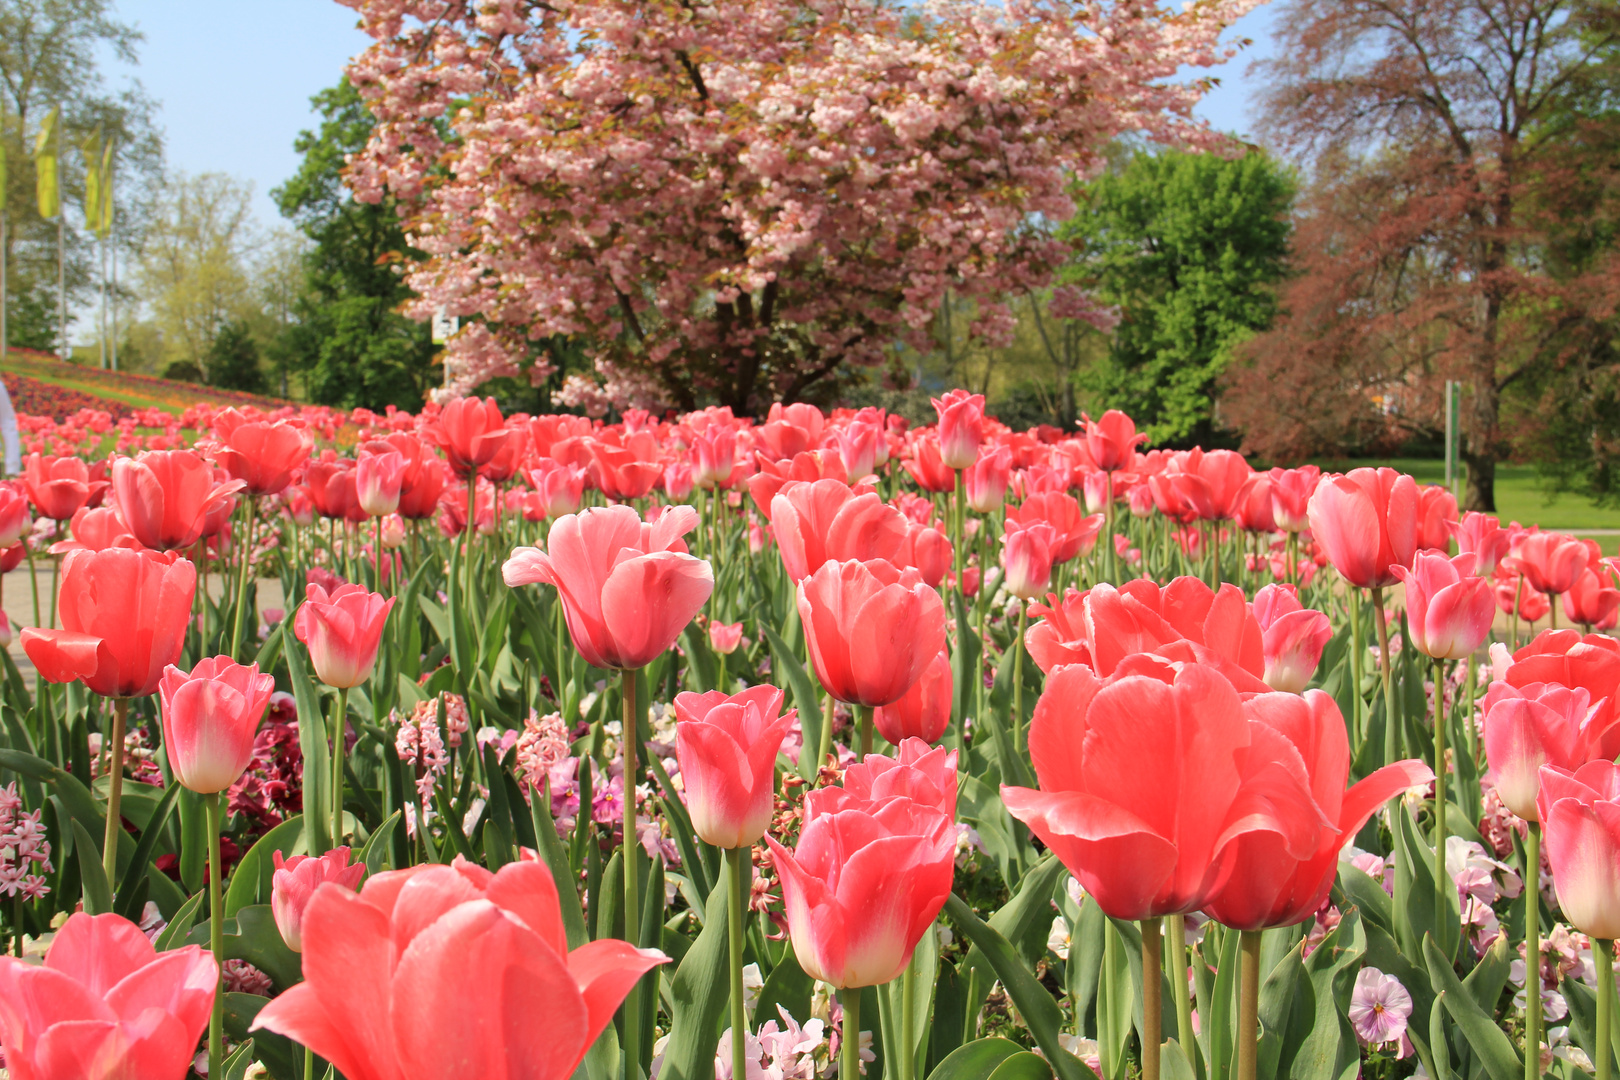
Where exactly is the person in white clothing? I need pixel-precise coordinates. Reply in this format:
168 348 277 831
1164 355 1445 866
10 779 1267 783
0 378 19 475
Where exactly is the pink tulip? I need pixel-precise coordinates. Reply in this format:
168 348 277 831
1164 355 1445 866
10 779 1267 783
771 479 908 583
904 436 957 493
835 420 883 482
691 426 738 489
429 396 509 478
356 450 410 518
964 446 1013 513
1084 409 1146 473
708 620 744 655
1232 474 1276 533
901 521 952 589
252 857 667 1080
820 738 958 818
873 648 953 745
294 583 397 688
1267 466 1320 533
1002 521 1058 601
158 657 276 794
1563 568 1620 630
765 796 954 988
1449 512 1510 576
504 504 713 671
1252 583 1333 693
1483 681 1617 821
674 685 795 848
211 409 312 497
1004 491 1104 564
22 454 102 522
0 485 30 547
527 459 588 518
271 847 367 952
1021 577 1268 691
0 911 217 1080
1201 690 1432 930
1392 551 1494 660
111 450 245 552
932 389 985 470
1511 532 1589 597
1002 662 1323 919
1414 484 1458 552
798 558 947 708
1307 467 1418 589
22 547 197 699
1536 761 1620 938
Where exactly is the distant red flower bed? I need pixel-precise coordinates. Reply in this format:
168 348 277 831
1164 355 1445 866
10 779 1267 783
2 372 131 423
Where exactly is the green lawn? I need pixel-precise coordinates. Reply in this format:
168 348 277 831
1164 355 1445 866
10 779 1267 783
1318 458 1619 553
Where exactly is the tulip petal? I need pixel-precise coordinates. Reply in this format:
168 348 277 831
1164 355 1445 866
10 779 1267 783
20 628 106 686
567 939 669 1046
253 885 401 1080
1543 797 1620 940
600 551 714 670
1000 786 1178 921
391 900 588 1080
483 860 570 959
41 911 158 997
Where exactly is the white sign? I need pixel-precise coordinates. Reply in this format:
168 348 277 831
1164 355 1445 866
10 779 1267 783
431 307 460 344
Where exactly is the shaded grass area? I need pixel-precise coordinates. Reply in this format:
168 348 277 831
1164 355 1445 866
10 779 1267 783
1319 458 1619 553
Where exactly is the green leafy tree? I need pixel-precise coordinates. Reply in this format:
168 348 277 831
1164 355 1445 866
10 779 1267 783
206 318 266 393
272 79 437 410
1058 149 1294 446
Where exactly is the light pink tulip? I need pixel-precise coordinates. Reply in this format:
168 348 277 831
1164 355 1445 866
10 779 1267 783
1252 583 1333 693
272 847 367 951
1392 551 1494 660
294 583 396 688
1537 761 1620 939
504 504 713 671
674 685 795 848
158 657 276 794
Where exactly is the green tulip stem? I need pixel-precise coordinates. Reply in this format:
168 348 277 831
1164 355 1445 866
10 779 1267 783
330 687 349 848
304 1046 315 1080
1433 657 1449 919
1370 587 1400 760
1237 930 1262 1080
1013 604 1028 753
1598 938 1614 1080
622 668 643 1080
815 694 834 778
953 469 965 601
24 543 40 630
206 790 224 1080
857 704 872 763
900 948 919 1080
840 988 862 1080
1526 821 1541 1080
102 697 128 888
1347 585 1364 749
229 496 258 659
1167 915 1194 1052
728 846 750 1080
1140 917 1162 1080
1464 655 1479 766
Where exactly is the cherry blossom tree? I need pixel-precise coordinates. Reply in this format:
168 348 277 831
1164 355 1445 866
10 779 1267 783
340 0 1257 411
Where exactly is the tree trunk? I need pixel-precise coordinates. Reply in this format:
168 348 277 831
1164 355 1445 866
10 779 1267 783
1462 371 1499 512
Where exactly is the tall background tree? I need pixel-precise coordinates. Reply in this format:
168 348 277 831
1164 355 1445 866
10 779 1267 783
1058 148 1294 446
1222 0 1620 510
339 0 1258 412
271 78 438 411
0 0 162 354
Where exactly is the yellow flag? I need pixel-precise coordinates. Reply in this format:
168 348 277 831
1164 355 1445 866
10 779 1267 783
82 131 101 233
34 106 58 220
97 138 115 236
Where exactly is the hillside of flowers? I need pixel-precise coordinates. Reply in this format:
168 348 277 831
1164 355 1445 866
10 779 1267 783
0 393 1617 1080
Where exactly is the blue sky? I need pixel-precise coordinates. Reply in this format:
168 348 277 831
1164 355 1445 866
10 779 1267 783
107 1 1278 232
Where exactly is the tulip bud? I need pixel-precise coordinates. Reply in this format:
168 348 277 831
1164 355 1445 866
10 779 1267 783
356 449 408 518
293 583 396 688
674 686 794 848
271 847 366 952
708 620 744 655
158 657 276 794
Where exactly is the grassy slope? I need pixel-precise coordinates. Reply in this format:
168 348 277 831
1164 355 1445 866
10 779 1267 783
0 348 289 415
